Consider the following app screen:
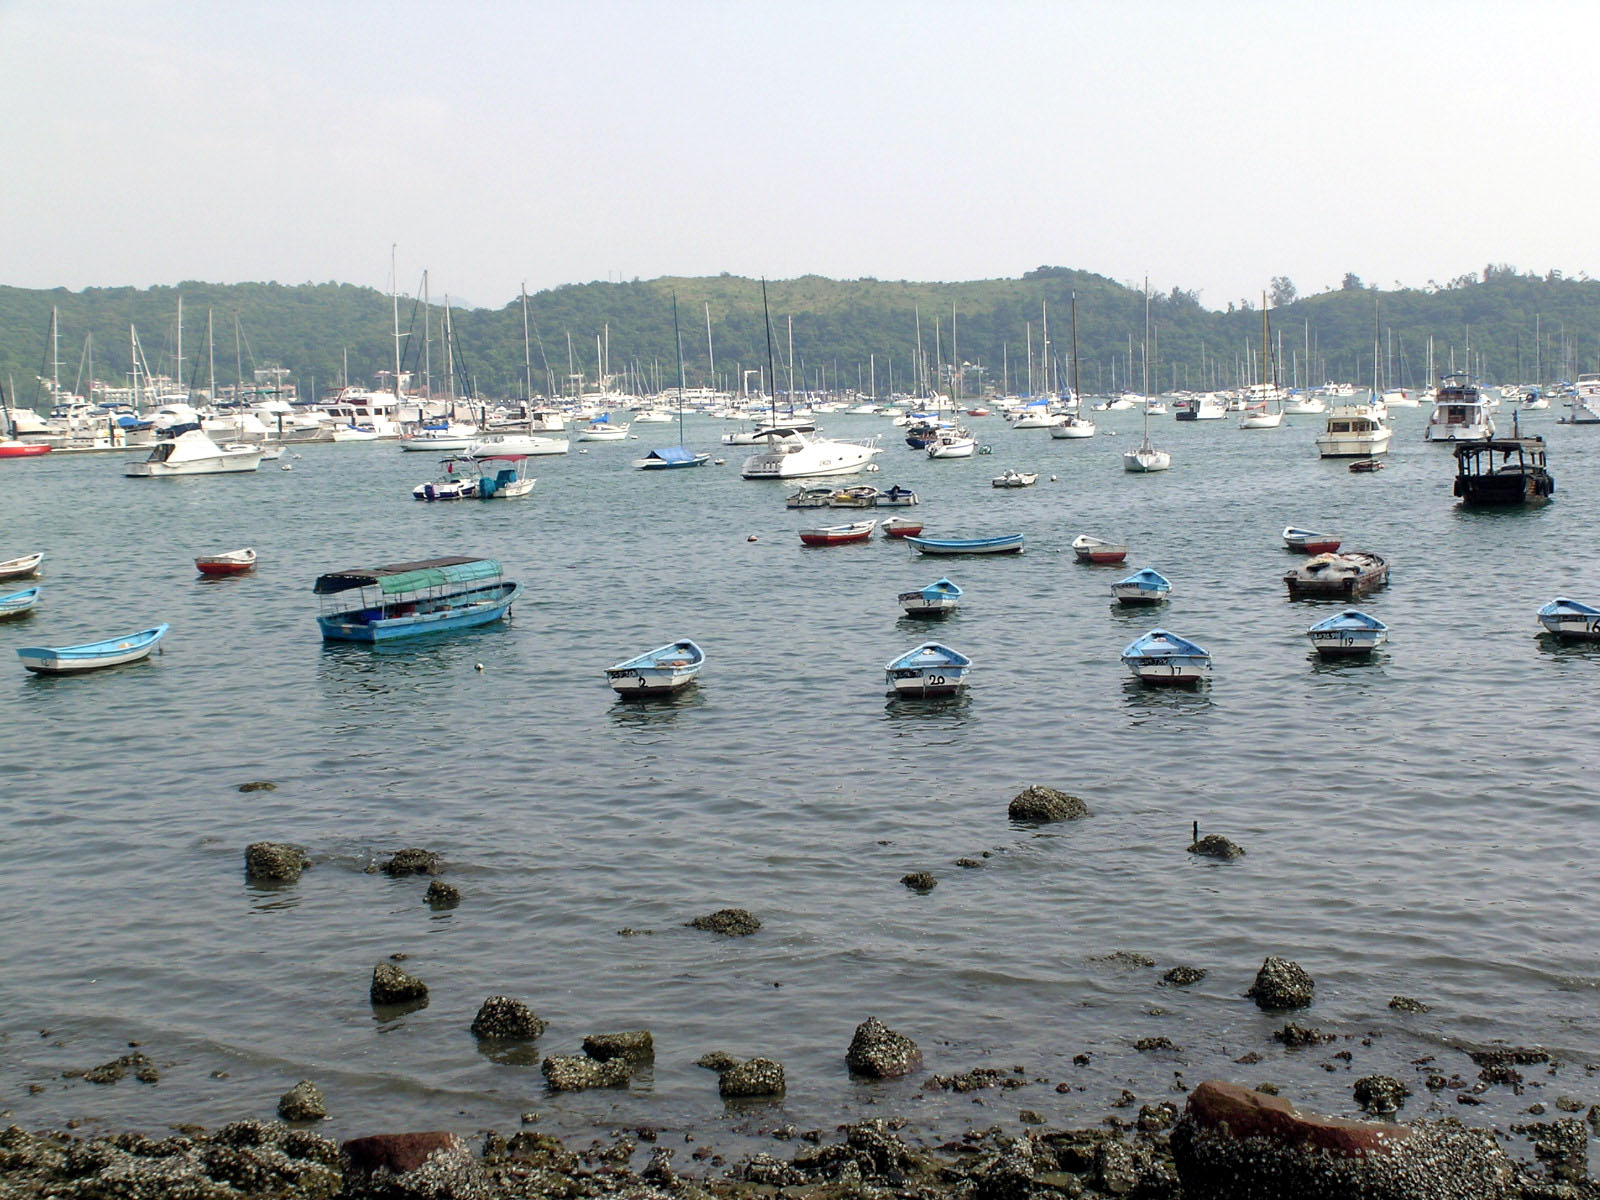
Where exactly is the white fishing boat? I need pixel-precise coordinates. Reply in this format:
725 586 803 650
125 427 263 476
884 641 972 697
0 551 44 581
1537 597 1600 640
898 577 962 617
605 638 704 695
1120 629 1210 685
398 422 481 452
1306 609 1388 658
1111 568 1171 604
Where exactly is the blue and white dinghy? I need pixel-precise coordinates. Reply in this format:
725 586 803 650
17 623 169 674
1305 609 1388 658
1110 568 1171 605
899 577 962 618
904 533 1024 556
0 586 41 619
1119 629 1210 686
605 638 705 696
884 642 972 697
1537 597 1600 641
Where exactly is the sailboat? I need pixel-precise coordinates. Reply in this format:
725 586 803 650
1239 293 1285 429
470 285 569 456
1050 294 1095 439
635 293 710 470
1123 281 1171 473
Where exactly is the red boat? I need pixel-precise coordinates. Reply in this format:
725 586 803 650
1282 526 1341 554
196 547 257 576
1071 534 1128 564
798 520 876 546
0 441 50 458
881 518 924 538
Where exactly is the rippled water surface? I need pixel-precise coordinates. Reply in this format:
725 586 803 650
3 407 1598 1146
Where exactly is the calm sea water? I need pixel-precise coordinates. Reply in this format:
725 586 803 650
2 405 1597 1150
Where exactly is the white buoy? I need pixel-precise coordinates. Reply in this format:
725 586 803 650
747 534 758 542
281 463 293 471
475 662 484 672
1050 474 1058 482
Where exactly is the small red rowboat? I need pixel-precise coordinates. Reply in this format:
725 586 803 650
0 441 50 458
798 520 876 546
1071 534 1129 564
196 547 257 576
1282 526 1341 554
881 518 925 538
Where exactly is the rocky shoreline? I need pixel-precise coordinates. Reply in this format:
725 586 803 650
3 1073 1597 1200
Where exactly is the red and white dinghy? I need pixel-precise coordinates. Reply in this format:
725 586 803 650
798 520 876 546
1070 534 1128 564
195 547 257 576
1282 526 1341 554
881 517 925 539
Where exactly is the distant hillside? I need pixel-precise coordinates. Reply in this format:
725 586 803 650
2 266 1596 408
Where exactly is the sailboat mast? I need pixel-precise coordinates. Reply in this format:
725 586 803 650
786 315 795 413
422 270 432 401
390 245 402 405
175 295 183 399
207 309 216 405
672 292 687 443
705 301 715 391
521 283 533 407
760 279 778 425
1041 301 1050 394
50 306 60 406
1070 292 1082 405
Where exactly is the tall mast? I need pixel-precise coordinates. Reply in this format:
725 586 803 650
521 283 533 407
761 279 778 424
207 309 217 405
50 306 60 404
390 245 402 404
176 295 183 398
422 269 432 401
1070 292 1082 406
673 291 687 444
914 306 924 396
705 301 715 391
1261 293 1271 392
1041 301 1050 394
786 314 795 412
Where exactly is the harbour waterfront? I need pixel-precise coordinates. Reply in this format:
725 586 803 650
2 405 1598 1157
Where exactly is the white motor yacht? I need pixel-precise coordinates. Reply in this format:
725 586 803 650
467 432 570 456
1316 405 1393 458
125 426 263 476
1424 376 1495 442
739 426 881 479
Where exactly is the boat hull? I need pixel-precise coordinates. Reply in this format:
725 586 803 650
1307 632 1385 658
17 624 169 674
0 552 44 581
1122 657 1209 685
905 535 1023 555
317 582 520 643
1284 554 1390 600
0 587 41 618
606 667 700 695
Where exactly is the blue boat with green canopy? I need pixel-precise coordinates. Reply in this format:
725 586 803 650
313 556 520 643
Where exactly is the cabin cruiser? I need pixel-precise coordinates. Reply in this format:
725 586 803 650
467 431 569 456
1315 405 1392 458
1425 375 1495 442
1563 374 1600 424
739 426 881 479
1175 393 1227 421
124 425 263 476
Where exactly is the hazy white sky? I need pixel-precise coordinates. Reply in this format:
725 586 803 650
3 0 1594 310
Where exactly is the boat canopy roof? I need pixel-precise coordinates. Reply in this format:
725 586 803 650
644 446 698 464
313 556 502 595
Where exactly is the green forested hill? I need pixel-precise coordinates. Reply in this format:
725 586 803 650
2 266 1596 408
